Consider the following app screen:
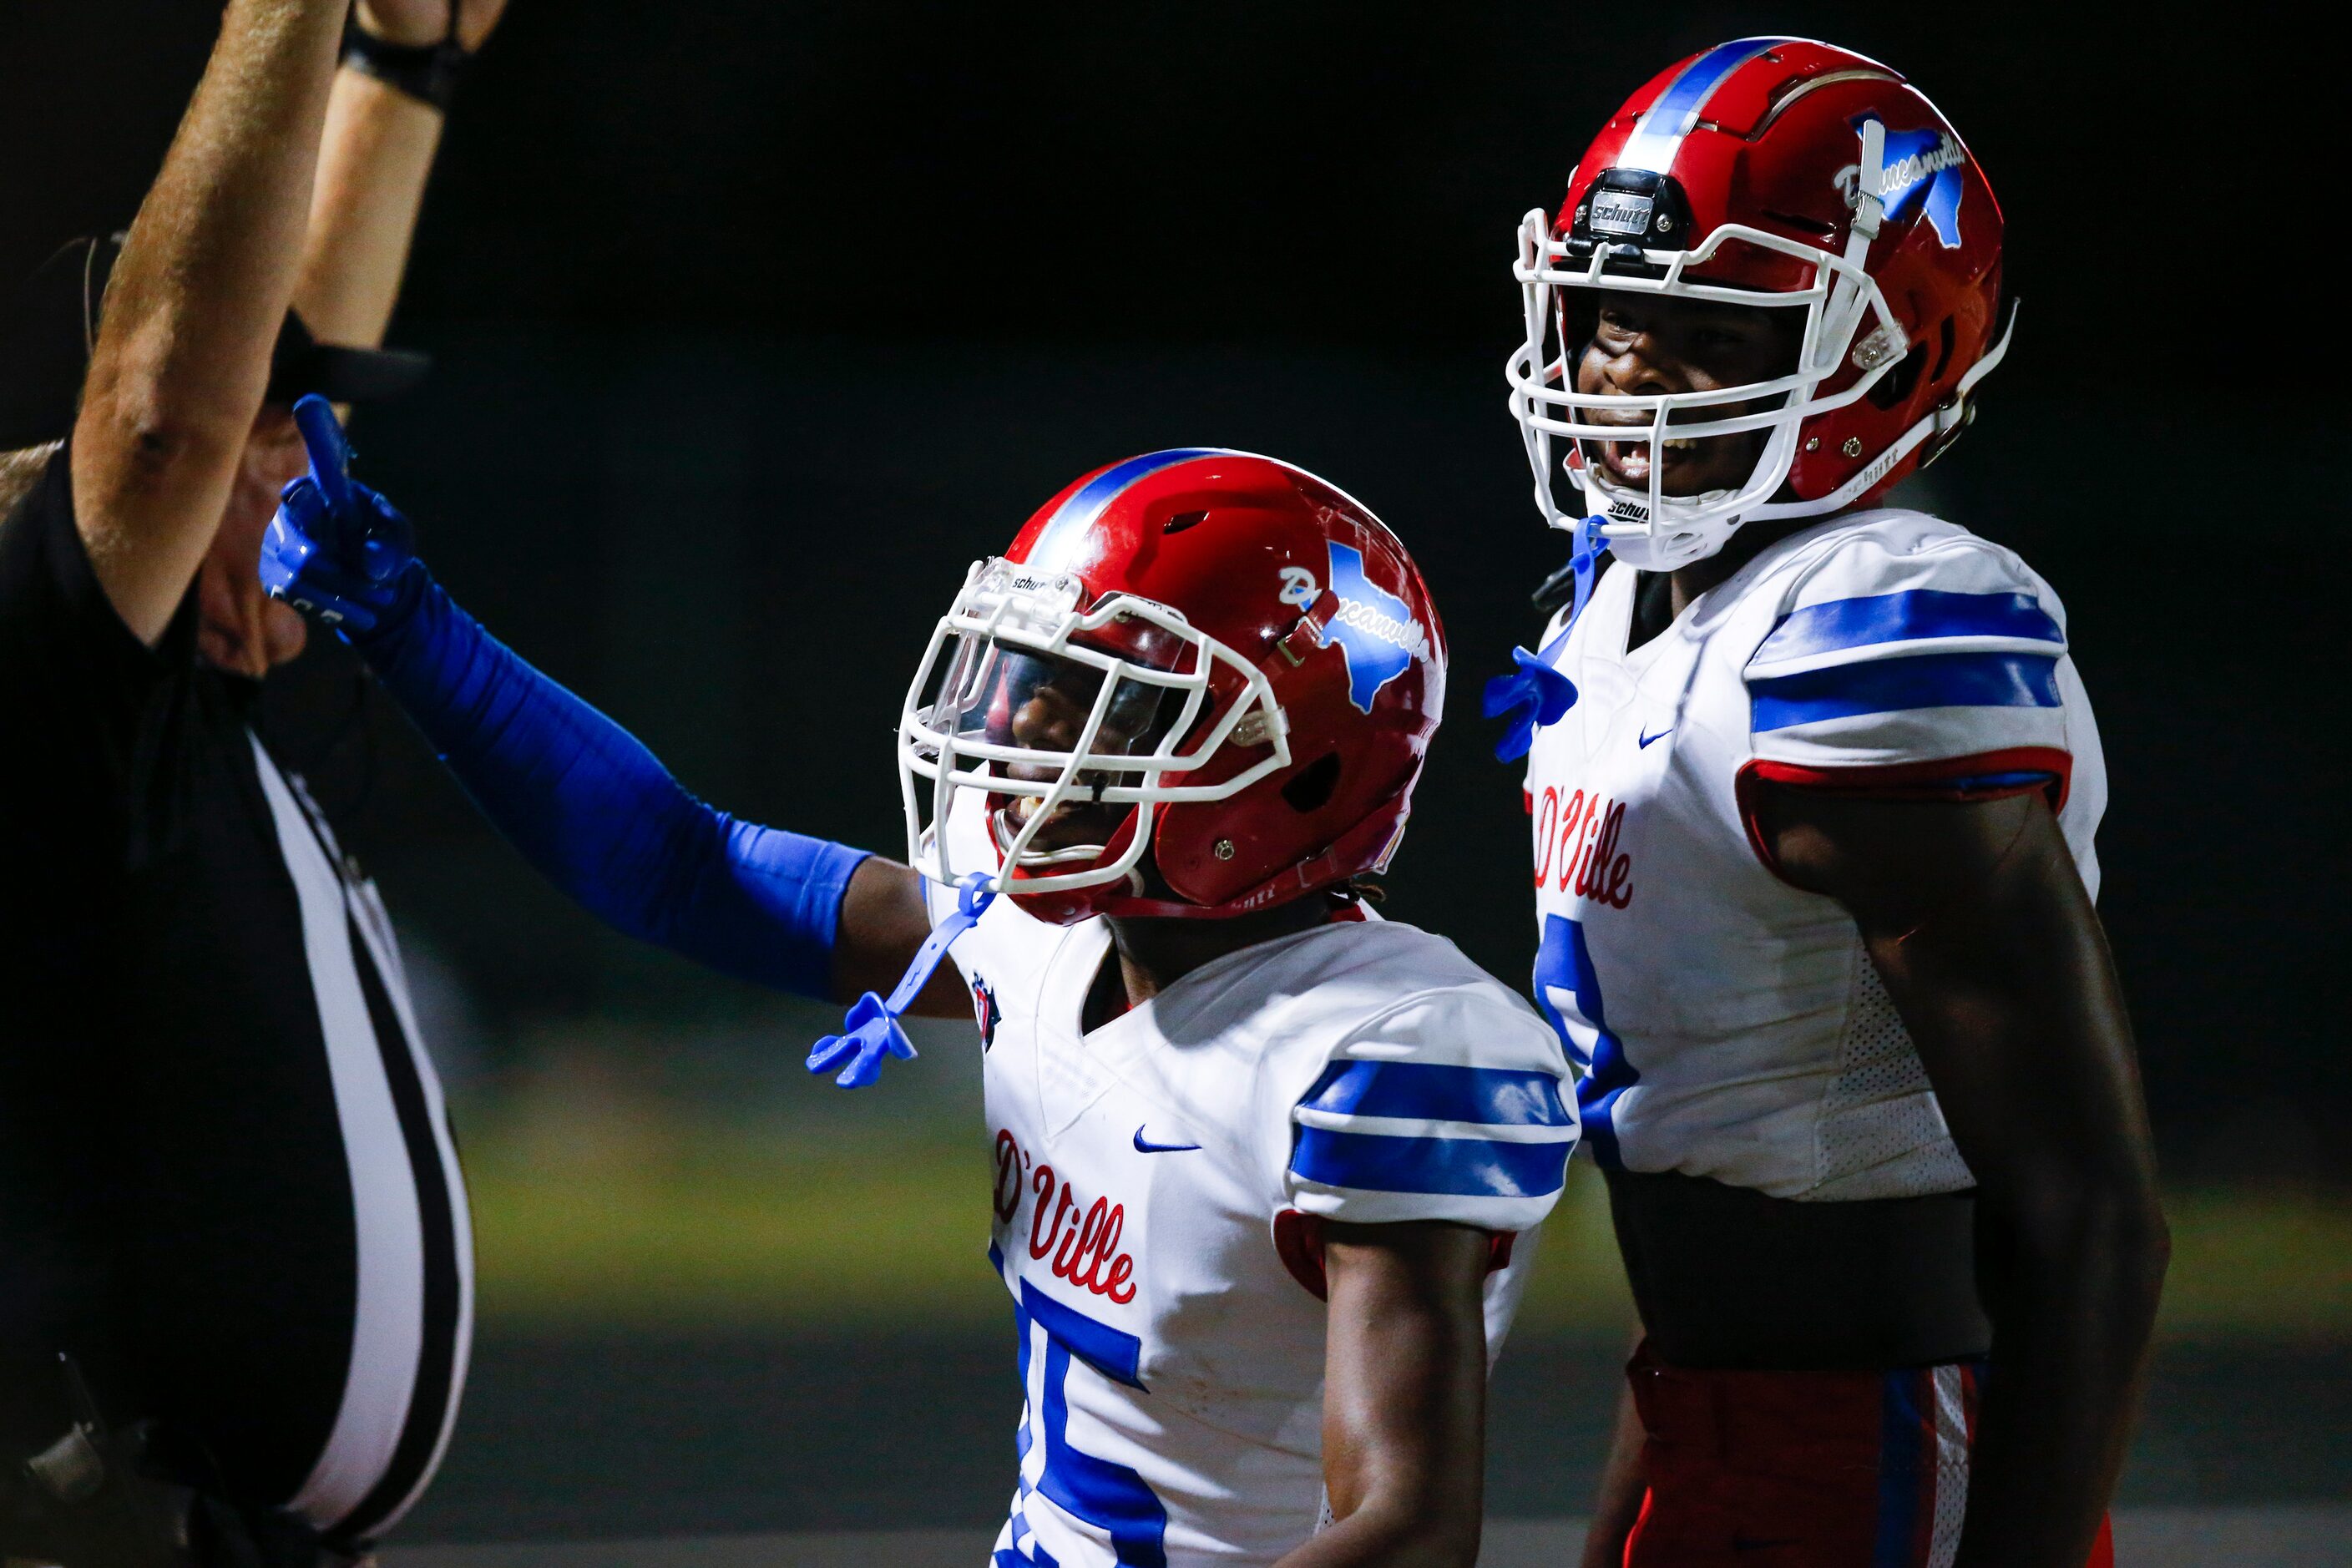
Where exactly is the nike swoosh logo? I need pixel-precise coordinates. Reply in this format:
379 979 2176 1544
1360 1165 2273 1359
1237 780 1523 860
1637 726 1672 748
1133 1128 1201 1154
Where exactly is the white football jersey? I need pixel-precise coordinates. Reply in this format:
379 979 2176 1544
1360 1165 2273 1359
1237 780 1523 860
1520 508 2106 1201
924 834 1574 1567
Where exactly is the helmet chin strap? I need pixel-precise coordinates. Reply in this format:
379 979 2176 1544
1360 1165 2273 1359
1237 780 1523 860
1020 801 1142 874
995 822 1111 867
1580 465 1742 574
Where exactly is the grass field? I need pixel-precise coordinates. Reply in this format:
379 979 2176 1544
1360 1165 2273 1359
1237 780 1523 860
458 1100 2352 1338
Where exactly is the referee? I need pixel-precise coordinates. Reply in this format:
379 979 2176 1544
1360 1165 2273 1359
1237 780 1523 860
0 2 509 1562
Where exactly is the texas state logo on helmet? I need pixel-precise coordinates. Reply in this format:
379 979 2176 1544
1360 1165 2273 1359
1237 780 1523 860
1506 38 2014 571
897 449 1445 925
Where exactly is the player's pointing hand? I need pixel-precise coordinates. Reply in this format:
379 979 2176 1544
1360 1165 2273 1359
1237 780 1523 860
262 396 422 637
294 392 357 515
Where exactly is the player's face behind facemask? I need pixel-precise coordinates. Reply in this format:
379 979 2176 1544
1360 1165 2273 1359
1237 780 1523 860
918 617 1190 871
1567 287 1806 502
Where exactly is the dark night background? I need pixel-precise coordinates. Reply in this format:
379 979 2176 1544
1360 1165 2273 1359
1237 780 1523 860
7 2 2351 1547
5 0 2342 1184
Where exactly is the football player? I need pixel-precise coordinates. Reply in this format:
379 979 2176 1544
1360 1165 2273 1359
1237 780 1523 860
263 415 1577 1568
1485 38 2167 1568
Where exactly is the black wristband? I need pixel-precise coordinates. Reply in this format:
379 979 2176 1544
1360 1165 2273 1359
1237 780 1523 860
341 14 471 111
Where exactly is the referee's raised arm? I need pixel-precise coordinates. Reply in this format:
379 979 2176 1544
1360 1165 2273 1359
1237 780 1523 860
4 3 513 1560
69 0 347 646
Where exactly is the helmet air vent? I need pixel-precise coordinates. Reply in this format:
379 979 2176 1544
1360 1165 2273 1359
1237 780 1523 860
1927 315 1958 386
1281 752 1343 813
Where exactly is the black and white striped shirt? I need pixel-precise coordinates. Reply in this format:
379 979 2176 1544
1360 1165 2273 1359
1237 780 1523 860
0 446 472 1545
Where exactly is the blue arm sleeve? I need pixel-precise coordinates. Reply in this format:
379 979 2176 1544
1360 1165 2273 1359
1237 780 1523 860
356 571 871 998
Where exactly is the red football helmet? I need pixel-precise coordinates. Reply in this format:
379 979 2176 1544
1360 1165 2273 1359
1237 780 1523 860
1506 38 2014 570
898 449 1445 925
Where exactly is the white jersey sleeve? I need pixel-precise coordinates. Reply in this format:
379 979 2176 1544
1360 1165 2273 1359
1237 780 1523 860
1742 523 2086 797
1282 984 1578 1235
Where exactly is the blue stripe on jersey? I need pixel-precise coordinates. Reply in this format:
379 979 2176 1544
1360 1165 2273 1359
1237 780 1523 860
1753 589 2062 665
1021 1279 1145 1390
1026 448 1226 569
1749 650 2061 732
1536 913 1634 1170
1301 1060 1574 1129
1946 769 2059 792
1291 1125 1571 1200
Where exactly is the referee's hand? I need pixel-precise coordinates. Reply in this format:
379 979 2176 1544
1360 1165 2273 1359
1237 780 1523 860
260 395 422 637
359 0 513 53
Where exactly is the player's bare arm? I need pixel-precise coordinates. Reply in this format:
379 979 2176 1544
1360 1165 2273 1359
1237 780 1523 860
1754 786 2167 1568
1281 1222 1490 1568
835 856 969 1014
70 0 346 645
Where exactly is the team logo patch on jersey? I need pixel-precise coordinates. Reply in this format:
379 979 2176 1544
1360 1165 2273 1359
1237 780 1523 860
1839 115 1966 248
972 973 999 1050
1318 542 1430 714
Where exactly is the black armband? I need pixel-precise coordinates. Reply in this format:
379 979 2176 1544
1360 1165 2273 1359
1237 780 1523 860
341 14 471 111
